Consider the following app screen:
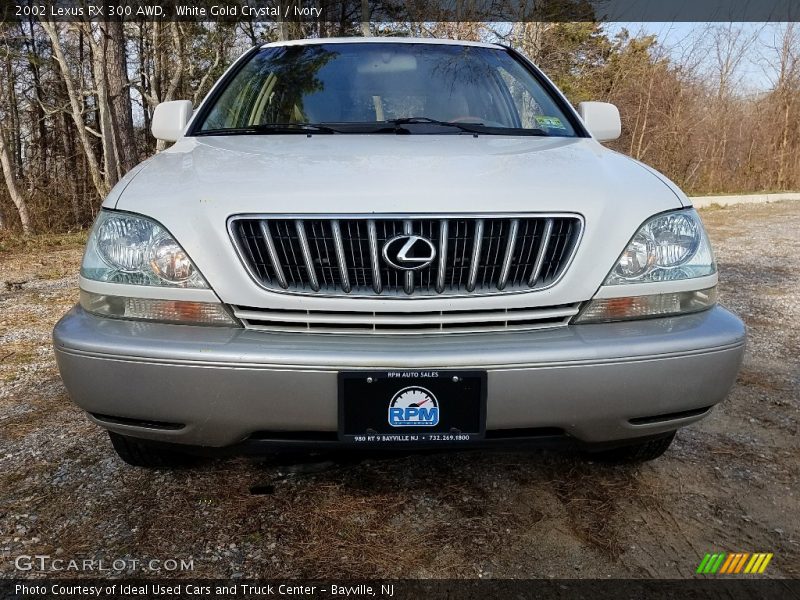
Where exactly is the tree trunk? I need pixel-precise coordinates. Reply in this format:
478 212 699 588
104 19 137 177
22 18 49 179
4 57 23 179
138 24 151 138
155 22 184 151
360 0 370 37
89 25 119 188
59 111 81 226
0 127 32 234
41 21 109 198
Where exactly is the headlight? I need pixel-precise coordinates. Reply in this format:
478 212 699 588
605 209 715 285
575 209 718 324
82 210 207 288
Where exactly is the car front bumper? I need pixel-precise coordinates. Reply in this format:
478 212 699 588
53 305 745 449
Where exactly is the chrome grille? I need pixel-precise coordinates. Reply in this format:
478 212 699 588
232 303 581 335
230 215 582 297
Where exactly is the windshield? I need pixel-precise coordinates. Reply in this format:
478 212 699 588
196 43 579 136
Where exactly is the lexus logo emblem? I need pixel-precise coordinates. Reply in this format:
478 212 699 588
382 235 436 270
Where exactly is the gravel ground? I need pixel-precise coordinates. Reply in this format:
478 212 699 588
0 202 798 579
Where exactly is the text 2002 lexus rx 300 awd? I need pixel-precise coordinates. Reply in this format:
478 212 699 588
53 38 745 467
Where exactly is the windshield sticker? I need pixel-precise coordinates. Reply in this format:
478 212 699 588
535 116 567 130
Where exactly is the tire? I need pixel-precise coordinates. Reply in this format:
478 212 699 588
587 431 676 464
108 432 199 468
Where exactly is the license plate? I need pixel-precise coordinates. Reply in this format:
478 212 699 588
338 370 486 444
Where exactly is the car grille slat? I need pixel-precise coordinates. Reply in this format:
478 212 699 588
238 221 276 287
367 219 382 294
403 219 414 295
232 303 582 335
528 217 554 287
466 218 484 292
435 220 446 294
330 220 351 293
497 218 518 290
294 220 320 291
231 214 581 297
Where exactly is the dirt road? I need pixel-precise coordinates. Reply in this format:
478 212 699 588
1 202 797 579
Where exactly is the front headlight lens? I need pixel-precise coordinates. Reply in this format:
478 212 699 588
616 231 655 278
606 209 715 285
96 215 152 272
650 213 700 266
82 211 207 288
149 236 196 283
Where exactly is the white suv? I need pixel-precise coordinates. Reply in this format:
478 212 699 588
53 38 745 467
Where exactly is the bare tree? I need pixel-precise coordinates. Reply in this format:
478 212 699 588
0 130 31 233
763 24 800 189
705 24 758 190
361 0 370 36
40 20 109 198
103 20 137 178
2 19 799 235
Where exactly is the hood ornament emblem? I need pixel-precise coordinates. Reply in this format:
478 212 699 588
382 235 436 270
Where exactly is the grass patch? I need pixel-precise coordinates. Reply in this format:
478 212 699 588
0 342 39 365
697 202 725 211
0 230 88 255
690 190 800 197
736 368 790 392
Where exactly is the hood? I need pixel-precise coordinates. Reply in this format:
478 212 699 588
109 134 684 310
115 134 680 214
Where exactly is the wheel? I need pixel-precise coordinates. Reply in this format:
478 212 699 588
108 431 198 468
587 432 676 464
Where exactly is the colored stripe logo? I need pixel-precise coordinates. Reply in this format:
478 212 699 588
697 552 773 574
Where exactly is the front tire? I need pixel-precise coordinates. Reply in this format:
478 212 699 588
108 432 198 468
587 432 676 464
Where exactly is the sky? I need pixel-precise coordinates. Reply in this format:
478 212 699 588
605 22 792 93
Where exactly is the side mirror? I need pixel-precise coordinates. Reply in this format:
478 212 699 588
151 100 193 142
578 101 621 142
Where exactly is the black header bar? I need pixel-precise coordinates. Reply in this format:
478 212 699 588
2 579 800 600
2 0 799 23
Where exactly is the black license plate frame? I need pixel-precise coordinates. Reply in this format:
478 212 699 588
338 370 487 445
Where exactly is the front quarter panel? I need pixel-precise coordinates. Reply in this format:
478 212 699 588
102 158 153 209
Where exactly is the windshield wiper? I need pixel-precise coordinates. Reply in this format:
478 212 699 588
385 117 549 136
387 117 477 134
196 120 550 137
390 117 463 127
196 123 340 136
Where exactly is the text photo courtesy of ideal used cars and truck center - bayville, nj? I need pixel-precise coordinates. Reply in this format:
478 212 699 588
0 1 798 599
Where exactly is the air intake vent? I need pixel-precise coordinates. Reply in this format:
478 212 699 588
232 303 581 335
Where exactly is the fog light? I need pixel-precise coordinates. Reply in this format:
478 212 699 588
80 290 240 326
574 287 717 323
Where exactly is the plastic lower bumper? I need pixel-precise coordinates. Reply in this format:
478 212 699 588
53 305 745 448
